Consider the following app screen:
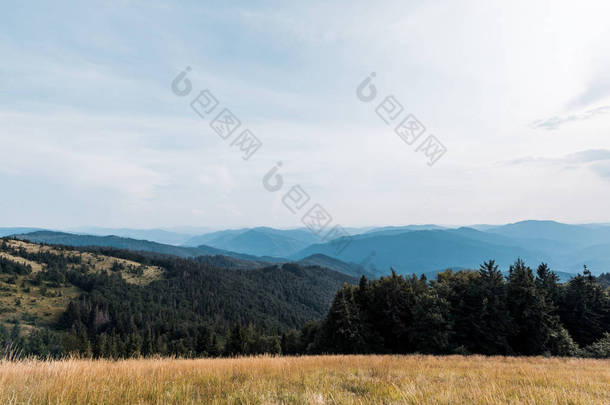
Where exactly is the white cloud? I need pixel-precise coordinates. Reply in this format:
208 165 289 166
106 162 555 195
531 106 610 130
1 0 610 228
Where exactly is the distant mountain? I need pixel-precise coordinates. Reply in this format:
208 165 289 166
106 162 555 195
183 229 248 247
297 254 382 279
567 243 610 273
293 229 538 275
487 220 610 248
294 221 610 276
0 227 45 237
362 225 446 237
184 227 321 257
13 231 285 263
67 227 194 245
11 220 610 277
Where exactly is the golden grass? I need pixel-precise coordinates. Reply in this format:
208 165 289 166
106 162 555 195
4 239 163 284
0 355 608 404
0 240 162 327
0 252 43 272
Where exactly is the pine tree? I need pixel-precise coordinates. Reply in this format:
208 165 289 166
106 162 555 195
93 333 108 358
142 327 154 357
476 260 513 354
507 259 558 354
225 324 246 356
536 263 560 304
320 285 366 354
9 323 20 345
559 266 610 346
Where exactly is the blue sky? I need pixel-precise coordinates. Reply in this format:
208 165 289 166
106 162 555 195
1 0 610 229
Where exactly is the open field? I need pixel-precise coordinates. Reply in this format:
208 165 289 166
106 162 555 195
0 355 608 404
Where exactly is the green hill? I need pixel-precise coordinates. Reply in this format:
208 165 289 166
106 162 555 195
0 238 356 357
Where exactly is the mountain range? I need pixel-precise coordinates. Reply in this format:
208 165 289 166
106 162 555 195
7 220 610 279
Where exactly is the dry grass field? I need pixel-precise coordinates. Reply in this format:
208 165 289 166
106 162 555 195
0 355 608 404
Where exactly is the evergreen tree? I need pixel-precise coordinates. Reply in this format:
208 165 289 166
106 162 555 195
225 324 247 356
476 260 513 354
559 266 610 346
320 285 366 354
506 259 558 355
93 333 108 358
536 263 560 305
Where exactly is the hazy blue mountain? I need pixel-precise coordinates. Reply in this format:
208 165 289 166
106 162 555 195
468 224 501 231
297 254 382 279
183 228 248 246
160 226 216 235
67 227 194 245
0 227 45 237
444 227 572 256
13 231 285 263
444 227 523 246
362 225 446 237
566 243 610 273
294 222 610 276
487 220 610 247
293 229 540 275
11 220 610 277
183 227 321 257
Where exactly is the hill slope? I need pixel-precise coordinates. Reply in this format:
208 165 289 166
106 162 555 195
14 231 286 263
0 238 356 341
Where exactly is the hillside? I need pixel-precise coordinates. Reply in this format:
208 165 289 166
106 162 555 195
297 254 382 278
0 239 163 329
15 231 221 257
14 231 285 263
0 238 356 357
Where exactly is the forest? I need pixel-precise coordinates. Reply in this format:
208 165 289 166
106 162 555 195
0 239 609 359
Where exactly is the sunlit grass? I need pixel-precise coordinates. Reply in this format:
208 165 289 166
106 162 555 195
0 355 608 404
0 239 163 327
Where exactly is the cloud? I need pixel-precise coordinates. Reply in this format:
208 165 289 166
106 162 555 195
3 1 610 227
505 149 610 182
530 106 610 130
590 162 610 179
569 73 610 109
565 149 610 163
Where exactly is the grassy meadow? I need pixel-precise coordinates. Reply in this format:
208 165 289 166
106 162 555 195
0 355 608 404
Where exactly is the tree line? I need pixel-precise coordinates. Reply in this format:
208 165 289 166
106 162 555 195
294 260 609 357
1 239 609 359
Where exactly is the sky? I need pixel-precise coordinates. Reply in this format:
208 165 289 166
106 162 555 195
1 0 610 229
